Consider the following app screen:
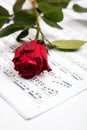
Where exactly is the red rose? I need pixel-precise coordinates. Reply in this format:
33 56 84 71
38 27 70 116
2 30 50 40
12 40 51 78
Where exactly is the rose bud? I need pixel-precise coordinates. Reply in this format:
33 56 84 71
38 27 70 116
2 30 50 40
12 40 51 78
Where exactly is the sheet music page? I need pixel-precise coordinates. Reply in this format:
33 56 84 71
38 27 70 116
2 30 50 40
0 0 87 119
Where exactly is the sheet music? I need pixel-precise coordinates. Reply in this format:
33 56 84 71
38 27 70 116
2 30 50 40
0 0 87 119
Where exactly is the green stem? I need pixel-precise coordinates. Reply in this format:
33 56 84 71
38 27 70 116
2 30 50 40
35 24 40 39
29 0 40 40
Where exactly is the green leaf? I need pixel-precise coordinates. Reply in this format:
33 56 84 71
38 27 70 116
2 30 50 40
13 0 26 13
37 0 47 2
42 17 62 29
0 23 24 37
0 6 9 28
14 10 37 26
51 40 86 50
37 0 70 8
38 3 63 22
16 29 29 42
73 4 87 12
48 2 69 8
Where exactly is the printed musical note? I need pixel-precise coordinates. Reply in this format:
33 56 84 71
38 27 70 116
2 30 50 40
13 79 42 103
31 77 58 97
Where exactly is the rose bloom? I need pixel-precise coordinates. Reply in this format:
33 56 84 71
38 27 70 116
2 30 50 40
12 40 51 78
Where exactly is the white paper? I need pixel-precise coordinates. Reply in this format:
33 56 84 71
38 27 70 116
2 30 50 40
0 0 87 120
